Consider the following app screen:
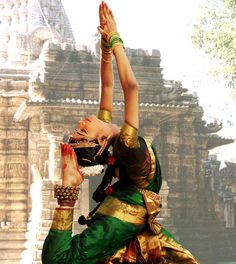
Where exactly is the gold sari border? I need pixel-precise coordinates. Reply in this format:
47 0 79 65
98 109 112 123
96 196 146 225
132 139 156 188
51 208 74 231
144 139 156 183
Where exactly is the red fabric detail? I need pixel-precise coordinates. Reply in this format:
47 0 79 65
107 155 116 166
104 185 113 195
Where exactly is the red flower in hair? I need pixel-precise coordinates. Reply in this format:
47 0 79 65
107 155 116 166
104 184 113 195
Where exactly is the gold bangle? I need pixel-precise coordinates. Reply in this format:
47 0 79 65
101 48 112 54
102 57 112 63
54 185 80 201
106 31 120 43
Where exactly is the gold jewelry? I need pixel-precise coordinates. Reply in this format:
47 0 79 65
51 208 74 231
98 109 112 123
54 185 80 200
106 31 120 43
102 57 112 63
120 122 139 148
101 36 112 63
105 31 124 53
69 140 99 149
58 199 76 207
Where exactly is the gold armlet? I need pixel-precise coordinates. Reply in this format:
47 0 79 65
51 208 74 231
98 109 112 123
101 37 113 63
120 122 140 148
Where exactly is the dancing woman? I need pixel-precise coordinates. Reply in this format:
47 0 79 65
42 2 199 263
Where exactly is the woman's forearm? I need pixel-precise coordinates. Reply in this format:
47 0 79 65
100 50 113 112
113 45 139 129
113 46 138 90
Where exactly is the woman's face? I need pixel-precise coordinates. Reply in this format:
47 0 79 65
70 115 107 142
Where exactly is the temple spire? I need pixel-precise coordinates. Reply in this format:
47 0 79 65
0 0 75 66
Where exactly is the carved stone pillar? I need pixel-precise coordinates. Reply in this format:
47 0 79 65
159 118 181 221
195 137 209 220
0 95 29 263
46 132 62 181
0 97 8 230
140 115 161 143
157 180 175 233
224 199 234 228
0 0 11 63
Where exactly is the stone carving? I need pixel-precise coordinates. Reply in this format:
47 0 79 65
0 0 75 65
164 143 178 154
161 80 183 102
6 130 27 138
27 0 75 48
204 120 223 133
91 32 100 59
5 163 27 178
6 138 26 151
29 72 46 101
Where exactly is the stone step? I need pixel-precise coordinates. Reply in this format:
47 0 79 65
36 240 45 250
0 178 27 184
36 231 49 241
0 231 25 240
0 68 30 75
0 193 28 201
33 249 42 261
0 74 30 80
0 249 23 260
0 240 25 250
0 260 20 264
0 183 27 190
0 201 27 210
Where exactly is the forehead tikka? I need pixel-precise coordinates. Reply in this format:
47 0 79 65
69 141 99 149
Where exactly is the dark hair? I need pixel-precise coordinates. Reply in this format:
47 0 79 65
68 138 109 167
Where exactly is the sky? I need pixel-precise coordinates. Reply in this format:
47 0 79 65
62 0 236 162
62 0 200 80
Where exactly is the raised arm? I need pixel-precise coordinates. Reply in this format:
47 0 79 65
99 2 139 129
98 2 114 118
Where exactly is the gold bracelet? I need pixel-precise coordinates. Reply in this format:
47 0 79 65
102 57 112 63
54 185 80 200
106 31 120 43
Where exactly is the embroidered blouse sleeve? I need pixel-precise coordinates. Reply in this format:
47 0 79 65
42 208 74 263
113 122 154 188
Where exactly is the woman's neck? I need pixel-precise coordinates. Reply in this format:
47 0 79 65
109 123 120 138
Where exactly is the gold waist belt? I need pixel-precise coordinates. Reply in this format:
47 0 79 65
96 196 147 225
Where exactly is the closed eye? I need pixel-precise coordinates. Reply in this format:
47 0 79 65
80 129 87 134
75 128 87 135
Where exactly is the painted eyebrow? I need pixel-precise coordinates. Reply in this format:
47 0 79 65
84 117 92 122
75 128 87 135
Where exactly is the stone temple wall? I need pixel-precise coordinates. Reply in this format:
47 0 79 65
0 70 29 264
0 41 234 263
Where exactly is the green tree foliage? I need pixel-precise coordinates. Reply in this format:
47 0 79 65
191 0 236 90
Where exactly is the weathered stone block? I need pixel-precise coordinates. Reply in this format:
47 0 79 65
41 209 51 220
